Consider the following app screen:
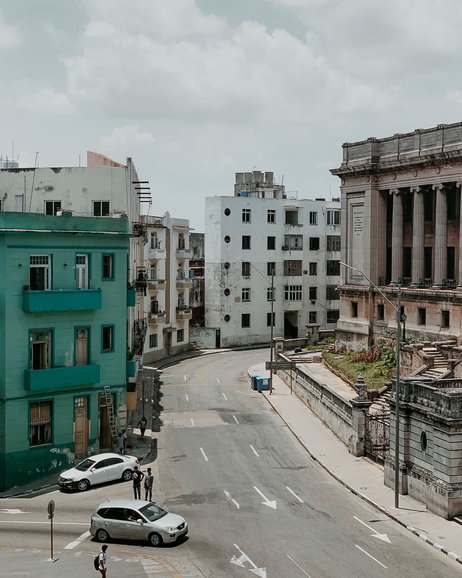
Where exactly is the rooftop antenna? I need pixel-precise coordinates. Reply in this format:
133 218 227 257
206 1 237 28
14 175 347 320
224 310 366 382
28 152 39 212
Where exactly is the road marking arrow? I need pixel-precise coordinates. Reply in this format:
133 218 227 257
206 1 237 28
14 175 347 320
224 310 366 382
230 544 267 578
224 490 240 509
253 486 277 509
354 516 391 543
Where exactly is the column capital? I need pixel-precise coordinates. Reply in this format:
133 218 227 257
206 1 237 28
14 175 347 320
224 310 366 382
389 188 400 195
410 186 421 193
432 183 444 192
456 181 462 190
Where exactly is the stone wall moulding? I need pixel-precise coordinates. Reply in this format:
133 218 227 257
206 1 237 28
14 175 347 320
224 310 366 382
346 191 365 199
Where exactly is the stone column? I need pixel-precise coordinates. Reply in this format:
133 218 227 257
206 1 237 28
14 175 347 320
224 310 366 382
349 374 372 457
391 189 403 284
433 183 447 287
411 186 424 286
457 182 462 288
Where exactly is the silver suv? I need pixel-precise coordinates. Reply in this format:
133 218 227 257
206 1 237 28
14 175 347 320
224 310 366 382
90 499 188 546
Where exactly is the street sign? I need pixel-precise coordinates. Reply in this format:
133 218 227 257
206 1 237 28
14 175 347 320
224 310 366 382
47 500 55 518
266 362 296 370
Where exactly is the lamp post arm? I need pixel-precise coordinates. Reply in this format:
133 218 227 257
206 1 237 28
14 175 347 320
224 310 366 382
339 261 399 314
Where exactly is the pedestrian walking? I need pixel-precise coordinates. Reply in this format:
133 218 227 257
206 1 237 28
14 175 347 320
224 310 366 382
137 416 147 439
144 467 154 501
116 431 124 455
96 544 108 577
132 465 144 499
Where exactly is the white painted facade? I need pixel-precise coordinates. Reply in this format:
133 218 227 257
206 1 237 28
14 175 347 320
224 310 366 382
205 177 341 347
142 213 192 363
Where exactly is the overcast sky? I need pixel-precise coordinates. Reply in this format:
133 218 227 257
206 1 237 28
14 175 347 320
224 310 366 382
2 0 462 230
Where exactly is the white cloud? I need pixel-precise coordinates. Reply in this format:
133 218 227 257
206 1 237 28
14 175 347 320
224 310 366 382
65 0 392 124
99 125 154 148
16 88 76 114
0 10 21 50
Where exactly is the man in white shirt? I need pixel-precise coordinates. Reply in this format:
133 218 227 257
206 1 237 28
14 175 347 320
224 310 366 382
98 544 108 577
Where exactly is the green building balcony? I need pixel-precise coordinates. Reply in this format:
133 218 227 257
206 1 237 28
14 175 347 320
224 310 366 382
23 288 102 312
24 364 101 392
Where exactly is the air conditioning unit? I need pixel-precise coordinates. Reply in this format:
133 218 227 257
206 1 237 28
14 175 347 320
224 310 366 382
310 300 316 305
282 245 288 250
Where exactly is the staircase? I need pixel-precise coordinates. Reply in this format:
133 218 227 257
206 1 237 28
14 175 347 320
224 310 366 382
416 347 449 380
103 385 118 442
369 389 392 415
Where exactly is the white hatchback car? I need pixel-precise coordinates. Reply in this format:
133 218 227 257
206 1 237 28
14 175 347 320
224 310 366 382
90 499 188 546
58 453 139 491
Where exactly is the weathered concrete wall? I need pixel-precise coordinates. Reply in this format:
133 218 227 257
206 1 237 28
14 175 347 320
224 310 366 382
190 327 218 349
277 365 353 447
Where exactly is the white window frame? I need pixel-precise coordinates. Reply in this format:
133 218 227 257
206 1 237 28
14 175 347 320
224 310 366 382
93 200 110 216
284 285 302 301
242 288 251 302
327 209 341 226
30 255 51 290
242 208 251 223
309 211 318 225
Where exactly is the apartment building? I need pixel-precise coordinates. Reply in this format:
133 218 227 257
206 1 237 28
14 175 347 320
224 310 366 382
0 212 131 491
205 171 341 347
331 121 462 348
141 213 192 363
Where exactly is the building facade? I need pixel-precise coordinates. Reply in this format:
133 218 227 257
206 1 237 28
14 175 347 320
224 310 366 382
205 171 341 347
0 152 149 360
141 213 192 363
0 212 131 491
331 122 462 349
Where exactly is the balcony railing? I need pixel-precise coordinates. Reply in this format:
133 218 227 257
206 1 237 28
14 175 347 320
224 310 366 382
176 307 192 320
419 278 433 288
148 312 166 326
176 274 192 287
148 247 166 260
443 278 457 289
23 288 102 313
25 364 100 392
176 248 192 259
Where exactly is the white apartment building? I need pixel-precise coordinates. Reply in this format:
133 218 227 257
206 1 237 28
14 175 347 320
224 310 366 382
142 213 192 363
205 171 341 347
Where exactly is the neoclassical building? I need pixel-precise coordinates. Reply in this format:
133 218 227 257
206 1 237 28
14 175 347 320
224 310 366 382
331 122 462 348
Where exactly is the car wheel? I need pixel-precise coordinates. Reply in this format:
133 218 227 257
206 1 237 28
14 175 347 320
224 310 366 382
121 469 132 481
77 479 90 492
96 528 109 542
149 532 163 547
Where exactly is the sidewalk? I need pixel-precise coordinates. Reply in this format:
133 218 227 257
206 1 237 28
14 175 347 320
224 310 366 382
0 427 154 498
250 362 462 565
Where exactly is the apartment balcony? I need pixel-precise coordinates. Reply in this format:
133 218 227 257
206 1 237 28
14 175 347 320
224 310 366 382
282 245 303 253
25 364 100 392
176 307 192 320
148 247 166 260
176 248 192 260
148 278 166 291
23 288 102 313
148 312 166 326
176 275 193 289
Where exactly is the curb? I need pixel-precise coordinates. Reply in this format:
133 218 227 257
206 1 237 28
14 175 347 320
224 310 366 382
258 374 462 566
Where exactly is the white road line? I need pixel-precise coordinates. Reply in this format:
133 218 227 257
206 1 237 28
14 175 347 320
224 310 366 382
233 415 239 424
224 490 240 509
184 375 187 381
217 378 221 384
190 418 195 427
200 447 209 462
185 393 189 402
250 444 260 457
287 554 311 577
355 545 387 569
64 530 90 550
286 486 304 503
222 392 228 400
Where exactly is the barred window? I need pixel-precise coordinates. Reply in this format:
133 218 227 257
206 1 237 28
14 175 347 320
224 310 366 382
284 285 302 301
30 401 52 446
327 236 341 252
284 260 302 276
326 260 340 276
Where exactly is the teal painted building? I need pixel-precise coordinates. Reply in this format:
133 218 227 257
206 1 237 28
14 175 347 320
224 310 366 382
0 212 132 491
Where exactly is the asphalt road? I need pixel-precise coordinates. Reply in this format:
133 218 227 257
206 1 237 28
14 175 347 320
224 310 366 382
155 349 461 577
0 348 461 577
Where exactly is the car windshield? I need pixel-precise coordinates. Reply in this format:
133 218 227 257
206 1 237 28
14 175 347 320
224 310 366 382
139 503 167 522
75 458 96 471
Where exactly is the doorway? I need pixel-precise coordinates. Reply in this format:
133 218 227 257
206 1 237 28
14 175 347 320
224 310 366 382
76 254 89 289
75 328 89 365
74 397 89 456
99 392 114 450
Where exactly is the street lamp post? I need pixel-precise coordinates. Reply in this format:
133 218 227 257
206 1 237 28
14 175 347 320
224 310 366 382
236 258 275 394
340 261 404 508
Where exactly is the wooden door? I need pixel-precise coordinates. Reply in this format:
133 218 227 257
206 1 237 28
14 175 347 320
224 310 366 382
74 397 89 456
